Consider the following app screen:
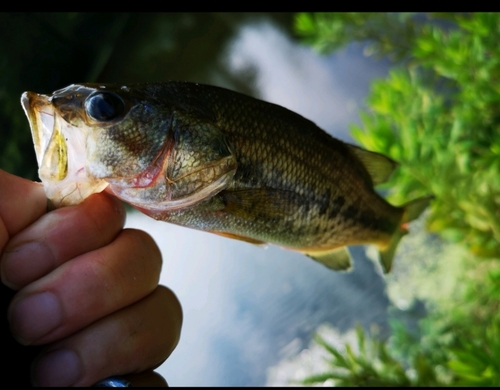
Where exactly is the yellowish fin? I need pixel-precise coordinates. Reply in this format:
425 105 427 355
304 247 352 271
379 195 434 273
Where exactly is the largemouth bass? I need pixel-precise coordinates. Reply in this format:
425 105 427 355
21 82 432 273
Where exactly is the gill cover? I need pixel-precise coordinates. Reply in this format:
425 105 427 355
108 109 238 215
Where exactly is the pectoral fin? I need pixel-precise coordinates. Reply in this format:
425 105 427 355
206 188 299 248
219 188 297 220
304 247 353 272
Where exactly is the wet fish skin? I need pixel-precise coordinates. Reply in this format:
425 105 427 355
135 83 413 265
22 81 432 273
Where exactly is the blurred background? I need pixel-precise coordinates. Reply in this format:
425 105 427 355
2 13 499 386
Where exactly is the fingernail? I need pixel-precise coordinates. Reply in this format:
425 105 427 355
32 348 82 387
9 291 62 344
1 242 55 289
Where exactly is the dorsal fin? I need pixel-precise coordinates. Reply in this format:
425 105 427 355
347 145 399 185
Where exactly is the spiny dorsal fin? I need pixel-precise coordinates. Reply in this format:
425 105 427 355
304 247 352 272
347 145 399 185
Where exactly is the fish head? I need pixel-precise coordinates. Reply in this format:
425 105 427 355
22 83 237 212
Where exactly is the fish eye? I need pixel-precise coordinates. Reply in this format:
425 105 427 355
85 92 125 122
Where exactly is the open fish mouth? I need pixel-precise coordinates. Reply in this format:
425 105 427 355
21 91 109 207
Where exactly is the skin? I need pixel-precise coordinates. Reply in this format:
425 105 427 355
0 169 182 386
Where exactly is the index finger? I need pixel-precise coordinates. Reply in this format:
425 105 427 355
2 192 126 290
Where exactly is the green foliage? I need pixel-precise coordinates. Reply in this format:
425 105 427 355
447 323 500 386
294 12 419 60
302 325 440 386
417 261 500 386
352 68 500 258
295 12 500 387
302 274 500 386
297 12 500 258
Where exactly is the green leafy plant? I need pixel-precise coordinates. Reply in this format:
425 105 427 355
294 12 500 387
295 11 500 265
302 325 440 386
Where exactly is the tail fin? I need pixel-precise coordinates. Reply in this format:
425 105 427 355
379 195 434 273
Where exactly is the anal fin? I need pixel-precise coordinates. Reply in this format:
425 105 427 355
304 247 353 272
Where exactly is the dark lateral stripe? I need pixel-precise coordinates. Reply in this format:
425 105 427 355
339 205 395 234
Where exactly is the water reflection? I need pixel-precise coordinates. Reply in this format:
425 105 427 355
124 17 392 386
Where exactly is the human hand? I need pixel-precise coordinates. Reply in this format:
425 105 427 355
0 169 182 386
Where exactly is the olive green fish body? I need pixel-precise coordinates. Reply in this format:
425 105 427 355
21 81 432 273
145 83 402 251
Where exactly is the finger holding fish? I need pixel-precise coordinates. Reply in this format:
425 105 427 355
1 192 125 290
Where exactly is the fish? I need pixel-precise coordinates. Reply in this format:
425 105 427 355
21 81 432 273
